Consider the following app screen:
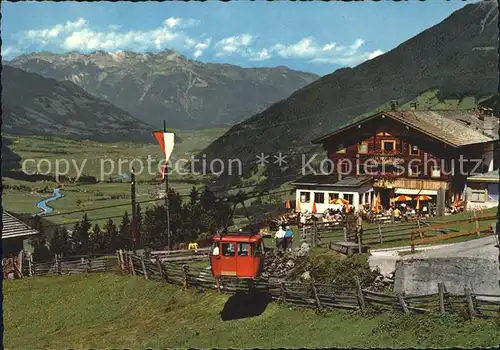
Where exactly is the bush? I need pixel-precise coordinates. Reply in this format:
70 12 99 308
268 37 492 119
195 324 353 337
289 253 379 288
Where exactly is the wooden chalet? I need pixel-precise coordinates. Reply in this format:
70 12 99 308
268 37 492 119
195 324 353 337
296 103 499 211
2 211 40 279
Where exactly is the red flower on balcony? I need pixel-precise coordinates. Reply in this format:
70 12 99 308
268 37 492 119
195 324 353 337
372 171 399 182
368 149 403 157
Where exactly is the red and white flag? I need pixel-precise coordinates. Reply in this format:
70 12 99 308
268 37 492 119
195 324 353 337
153 131 175 178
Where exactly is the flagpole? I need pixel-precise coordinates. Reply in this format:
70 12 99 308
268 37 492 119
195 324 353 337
164 120 171 251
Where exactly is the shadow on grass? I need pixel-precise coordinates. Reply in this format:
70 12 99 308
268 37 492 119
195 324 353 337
220 289 272 321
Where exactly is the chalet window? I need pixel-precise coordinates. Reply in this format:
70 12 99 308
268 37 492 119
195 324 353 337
358 142 368 154
343 194 354 204
409 144 419 155
409 165 420 177
328 193 339 202
300 192 310 203
431 166 440 178
336 144 346 154
382 140 396 152
470 190 486 202
314 192 325 204
364 192 370 204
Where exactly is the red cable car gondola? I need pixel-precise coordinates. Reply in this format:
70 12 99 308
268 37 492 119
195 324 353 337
209 231 265 279
208 190 268 281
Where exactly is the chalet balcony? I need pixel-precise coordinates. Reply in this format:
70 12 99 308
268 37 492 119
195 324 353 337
366 150 405 166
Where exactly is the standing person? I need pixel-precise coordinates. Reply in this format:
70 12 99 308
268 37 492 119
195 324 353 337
284 225 293 252
355 212 363 243
275 226 285 253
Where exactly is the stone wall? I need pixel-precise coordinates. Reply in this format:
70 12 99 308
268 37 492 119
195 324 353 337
394 257 500 296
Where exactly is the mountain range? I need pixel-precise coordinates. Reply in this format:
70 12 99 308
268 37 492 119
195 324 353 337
198 0 499 188
2 65 154 143
6 51 319 129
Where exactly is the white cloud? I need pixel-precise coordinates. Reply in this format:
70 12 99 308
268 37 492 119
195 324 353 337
15 17 210 59
2 46 20 57
163 17 200 29
368 49 384 60
9 18 381 67
350 38 365 50
214 34 254 57
24 18 87 41
272 37 318 58
193 39 211 59
248 48 271 61
268 37 381 66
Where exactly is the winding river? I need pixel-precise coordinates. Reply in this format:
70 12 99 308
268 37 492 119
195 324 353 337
35 188 64 215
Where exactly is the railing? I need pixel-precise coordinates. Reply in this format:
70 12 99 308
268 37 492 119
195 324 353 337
297 212 497 249
120 251 500 319
22 254 116 277
150 248 211 263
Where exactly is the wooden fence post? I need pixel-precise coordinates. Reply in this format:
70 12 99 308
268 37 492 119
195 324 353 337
116 250 122 271
410 232 415 253
438 282 445 314
57 254 62 275
465 287 475 319
355 277 366 314
156 257 164 280
129 253 136 276
215 276 221 292
86 258 91 273
313 221 317 248
119 249 125 271
28 254 33 277
378 224 383 243
280 282 286 302
473 211 480 236
141 256 148 280
311 282 322 310
357 227 362 254
183 264 189 290
397 292 410 314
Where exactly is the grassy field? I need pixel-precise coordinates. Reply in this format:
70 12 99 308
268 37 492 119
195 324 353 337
3 273 500 349
6 128 227 178
2 129 227 226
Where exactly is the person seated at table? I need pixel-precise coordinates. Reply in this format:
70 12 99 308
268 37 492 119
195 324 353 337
394 206 402 221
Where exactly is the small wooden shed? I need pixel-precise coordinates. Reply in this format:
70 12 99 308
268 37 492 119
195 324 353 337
2 211 40 279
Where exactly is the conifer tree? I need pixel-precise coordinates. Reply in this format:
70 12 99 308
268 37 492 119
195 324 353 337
103 218 119 250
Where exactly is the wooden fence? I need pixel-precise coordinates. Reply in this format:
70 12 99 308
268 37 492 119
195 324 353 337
119 250 500 319
150 248 211 263
22 254 116 277
299 212 497 249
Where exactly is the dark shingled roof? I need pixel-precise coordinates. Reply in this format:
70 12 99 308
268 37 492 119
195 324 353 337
1 211 40 239
292 174 373 188
313 109 498 147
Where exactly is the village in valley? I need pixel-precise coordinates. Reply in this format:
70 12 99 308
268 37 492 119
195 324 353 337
1 0 500 348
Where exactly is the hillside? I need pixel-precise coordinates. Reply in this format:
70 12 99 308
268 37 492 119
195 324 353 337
2 137 21 171
4 273 500 348
6 50 319 129
1 66 155 143
198 0 499 187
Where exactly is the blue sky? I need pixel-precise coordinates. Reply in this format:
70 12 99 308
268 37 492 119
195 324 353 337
1 0 477 75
